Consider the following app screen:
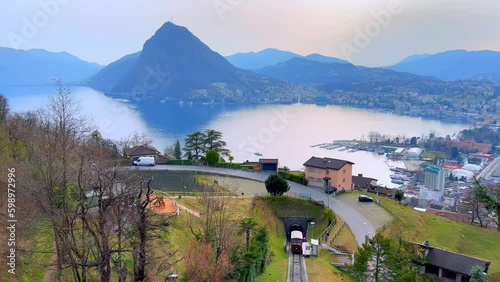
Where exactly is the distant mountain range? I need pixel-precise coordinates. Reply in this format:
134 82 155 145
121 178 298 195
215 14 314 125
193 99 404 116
87 22 313 102
388 50 500 81
0 47 103 86
1 22 499 101
253 57 442 93
225 48 350 69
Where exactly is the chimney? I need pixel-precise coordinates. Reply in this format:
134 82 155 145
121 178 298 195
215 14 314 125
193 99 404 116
358 174 363 177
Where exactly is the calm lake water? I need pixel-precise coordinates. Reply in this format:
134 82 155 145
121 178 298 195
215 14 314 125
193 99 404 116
2 86 470 187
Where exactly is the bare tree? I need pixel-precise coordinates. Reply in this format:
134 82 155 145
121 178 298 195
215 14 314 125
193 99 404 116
185 191 239 280
22 82 90 280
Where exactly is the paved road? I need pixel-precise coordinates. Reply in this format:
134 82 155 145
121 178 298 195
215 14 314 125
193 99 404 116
138 165 374 245
477 156 500 179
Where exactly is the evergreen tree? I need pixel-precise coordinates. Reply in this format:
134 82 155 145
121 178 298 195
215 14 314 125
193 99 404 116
204 129 230 157
349 233 419 282
265 174 290 200
183 131 206 160
174 139 182 159
470 265 487 282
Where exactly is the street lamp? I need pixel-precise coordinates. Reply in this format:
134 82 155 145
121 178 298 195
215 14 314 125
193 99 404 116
310 221 315 241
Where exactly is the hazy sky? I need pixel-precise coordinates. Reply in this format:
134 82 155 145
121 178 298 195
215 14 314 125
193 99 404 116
1 0 498 66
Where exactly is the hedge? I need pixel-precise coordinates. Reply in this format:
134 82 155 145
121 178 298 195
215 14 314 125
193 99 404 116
215 162 242 169
278 170 308 185
166 159 193 165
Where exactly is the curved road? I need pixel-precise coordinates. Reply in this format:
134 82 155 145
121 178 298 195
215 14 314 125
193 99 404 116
139 165 374 245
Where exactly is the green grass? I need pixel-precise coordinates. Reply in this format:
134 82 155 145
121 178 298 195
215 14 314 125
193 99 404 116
378 196 500 281
288 171 305 177
254 197 342 282
421 151 448 160
253 197 288 282
165 196 351 282
306 249 351 282
14 219 54 282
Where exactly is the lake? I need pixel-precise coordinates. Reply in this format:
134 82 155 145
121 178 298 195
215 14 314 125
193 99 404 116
1 86 470 187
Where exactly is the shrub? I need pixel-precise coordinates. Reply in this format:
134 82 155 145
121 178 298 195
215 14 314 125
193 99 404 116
240 164 259 170
278 171 308 185
216 162 241 169
166 159 193 165
206 150 219 166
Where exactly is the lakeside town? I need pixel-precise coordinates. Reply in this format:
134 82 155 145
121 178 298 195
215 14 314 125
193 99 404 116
181 79 500 127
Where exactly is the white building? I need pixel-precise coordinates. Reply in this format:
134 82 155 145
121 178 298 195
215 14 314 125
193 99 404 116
461 164 481 173
407 148 423 159
451 169 475 181
420 188 443 202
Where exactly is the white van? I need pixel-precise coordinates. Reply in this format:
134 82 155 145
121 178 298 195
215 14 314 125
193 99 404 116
133 156 155 166
302 242 311 257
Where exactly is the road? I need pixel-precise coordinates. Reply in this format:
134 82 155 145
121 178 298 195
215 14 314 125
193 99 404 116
138 165 374 245
477 156 500 179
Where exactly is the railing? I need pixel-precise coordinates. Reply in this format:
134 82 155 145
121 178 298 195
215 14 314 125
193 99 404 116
318 214 337 245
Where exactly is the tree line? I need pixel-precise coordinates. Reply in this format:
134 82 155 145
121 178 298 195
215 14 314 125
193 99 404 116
0 84 275 281
0 85 175 281
165 129 232 166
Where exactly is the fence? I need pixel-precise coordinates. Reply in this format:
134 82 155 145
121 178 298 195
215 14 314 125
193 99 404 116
318 214 337 245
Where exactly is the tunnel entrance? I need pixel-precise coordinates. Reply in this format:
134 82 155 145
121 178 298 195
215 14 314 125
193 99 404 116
282 217 314 241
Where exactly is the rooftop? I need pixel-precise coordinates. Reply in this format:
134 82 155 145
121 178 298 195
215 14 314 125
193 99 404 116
420 242 490 276
303 156 354 170
125 145 160 157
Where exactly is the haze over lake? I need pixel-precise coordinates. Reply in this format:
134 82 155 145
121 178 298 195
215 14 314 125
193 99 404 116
2 86 470 187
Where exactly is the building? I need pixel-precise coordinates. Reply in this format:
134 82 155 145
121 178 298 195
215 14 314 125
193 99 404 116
303 157 354 190
124 145 169 164
424 166 445 192
418 241 490 281
125 145 161 159
259 159 278 172
447 139 492 153
352 174 378 190
420 188 444 202
407 148 423 159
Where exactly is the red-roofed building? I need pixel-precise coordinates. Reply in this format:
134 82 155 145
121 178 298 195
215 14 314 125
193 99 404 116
447 139 492 153
442 163 462 170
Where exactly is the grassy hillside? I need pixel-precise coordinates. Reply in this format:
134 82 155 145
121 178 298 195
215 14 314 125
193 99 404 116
169 196 351 281
378 196 500 281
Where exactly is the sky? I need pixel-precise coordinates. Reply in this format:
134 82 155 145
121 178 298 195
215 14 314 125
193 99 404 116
0 0 498 67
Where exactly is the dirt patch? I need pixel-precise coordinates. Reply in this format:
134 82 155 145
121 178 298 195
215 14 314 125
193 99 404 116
149 198 179 215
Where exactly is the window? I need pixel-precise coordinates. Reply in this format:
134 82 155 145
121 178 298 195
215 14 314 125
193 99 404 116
317 169 322 174
343 169 346 174
308 167 315 173
343 178 346 183
326 170 329 175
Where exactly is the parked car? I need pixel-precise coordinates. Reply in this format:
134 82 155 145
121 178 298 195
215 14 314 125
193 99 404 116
358 195 374 202
133 156 156 166
325 186 337 194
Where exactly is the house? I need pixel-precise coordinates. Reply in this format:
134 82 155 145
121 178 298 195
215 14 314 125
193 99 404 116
366 186 395 198
303 157 354 190
418 241 490 281
352 174 378 190
125 145 160 158
124 145 169 164
259 159 278 172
